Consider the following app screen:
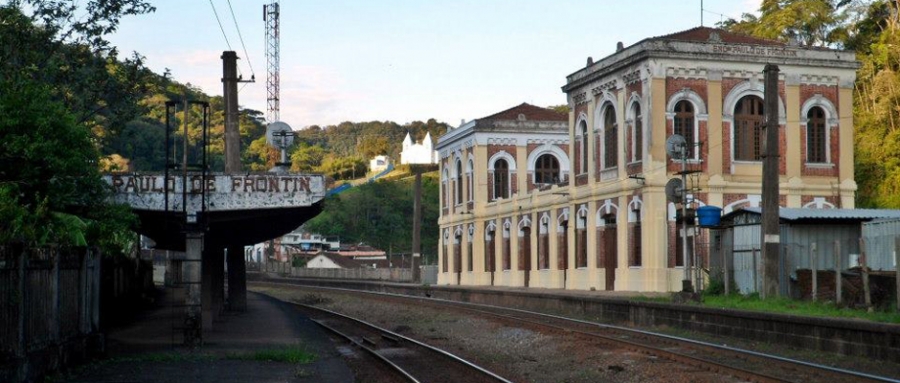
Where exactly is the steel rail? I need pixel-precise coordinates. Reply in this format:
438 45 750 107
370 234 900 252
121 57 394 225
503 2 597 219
256 280 900 383
298 302 516 383
311 318 420 383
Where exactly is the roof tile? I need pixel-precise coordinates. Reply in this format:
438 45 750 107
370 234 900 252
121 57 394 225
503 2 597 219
651 26 784 46
479 103 567 122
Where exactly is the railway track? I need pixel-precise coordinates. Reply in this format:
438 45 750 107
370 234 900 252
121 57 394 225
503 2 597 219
296 302 516 383
257 279 900 383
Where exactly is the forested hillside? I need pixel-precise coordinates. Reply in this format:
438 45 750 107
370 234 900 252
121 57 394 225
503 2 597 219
107 79 450 180
718 0 900 207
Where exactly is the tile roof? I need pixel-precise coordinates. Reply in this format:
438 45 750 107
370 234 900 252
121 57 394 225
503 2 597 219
734 207 900 222
479 103 567 122
650 26 784 46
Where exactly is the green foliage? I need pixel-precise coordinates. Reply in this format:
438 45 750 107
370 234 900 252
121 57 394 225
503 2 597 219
304 174 440 262
852 1 900 207
356 136 392 159
0 2 157 147
0 2 145 254
290 144 328 173
295 119 449 162
318 156 367 180
716 0 850 47
0 76 137 252
700 294 900 323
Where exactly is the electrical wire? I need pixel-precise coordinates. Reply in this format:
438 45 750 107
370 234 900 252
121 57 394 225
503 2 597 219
226 0 255 79
209 0 237 75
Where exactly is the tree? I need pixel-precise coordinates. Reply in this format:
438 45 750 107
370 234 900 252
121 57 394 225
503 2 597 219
357 136 391 159
0 76 135 253
291 144 328 173
853 1 900 207
716 0 852 47
304 174 440 259
1 2 157 145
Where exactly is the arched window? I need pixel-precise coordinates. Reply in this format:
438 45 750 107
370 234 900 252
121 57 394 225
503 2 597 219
633 104 643 162
534 154 560 184
441 168 450 208
455 159 463 205
674 101 695 159
807 106 827 163
494 159 509 200
466 159 474 202
604 107 617 168
734 96 765 161
580 120 589 173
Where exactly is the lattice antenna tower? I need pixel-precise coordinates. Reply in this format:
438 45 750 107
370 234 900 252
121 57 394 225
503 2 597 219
264 0 280 123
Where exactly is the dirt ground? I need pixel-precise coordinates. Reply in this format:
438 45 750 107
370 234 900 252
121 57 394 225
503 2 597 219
254 285 752 383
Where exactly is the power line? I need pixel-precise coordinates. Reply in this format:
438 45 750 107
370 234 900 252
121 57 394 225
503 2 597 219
226 0 255 78
209 0 236 70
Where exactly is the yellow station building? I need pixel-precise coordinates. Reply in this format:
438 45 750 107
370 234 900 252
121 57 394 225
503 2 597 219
436 27 859 292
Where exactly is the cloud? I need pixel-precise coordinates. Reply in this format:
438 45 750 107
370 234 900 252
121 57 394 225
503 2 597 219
276 65 360 128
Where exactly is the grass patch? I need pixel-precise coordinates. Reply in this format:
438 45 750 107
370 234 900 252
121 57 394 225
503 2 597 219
228 346 316 364
108 351 217 363
701 294 900 323
643 292 900 323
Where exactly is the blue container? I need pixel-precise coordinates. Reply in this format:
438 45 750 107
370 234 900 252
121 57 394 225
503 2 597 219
697 206 723 227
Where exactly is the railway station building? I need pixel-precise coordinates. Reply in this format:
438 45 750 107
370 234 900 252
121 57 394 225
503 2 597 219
435 27 859 292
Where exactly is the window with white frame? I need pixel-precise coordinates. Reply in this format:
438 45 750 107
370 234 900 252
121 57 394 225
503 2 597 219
632 104 643 162
603 106 617 168
674 100 696 159
807 106 827 163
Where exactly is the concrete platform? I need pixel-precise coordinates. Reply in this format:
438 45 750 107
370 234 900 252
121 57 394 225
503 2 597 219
58 289 354 383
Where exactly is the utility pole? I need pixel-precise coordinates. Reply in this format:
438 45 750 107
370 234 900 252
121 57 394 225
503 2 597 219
411 165 423 283
222 51 241 174
761 64 781 298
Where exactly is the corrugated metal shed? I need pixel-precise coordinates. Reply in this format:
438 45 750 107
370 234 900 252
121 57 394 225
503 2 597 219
713 207 900 295
861 218 900 271
735 207 900 222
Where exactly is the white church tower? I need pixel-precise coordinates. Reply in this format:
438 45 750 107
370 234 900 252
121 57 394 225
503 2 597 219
400 132 438 165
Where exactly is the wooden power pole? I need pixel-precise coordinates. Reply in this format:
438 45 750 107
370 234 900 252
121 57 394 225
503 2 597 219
761 64 781 298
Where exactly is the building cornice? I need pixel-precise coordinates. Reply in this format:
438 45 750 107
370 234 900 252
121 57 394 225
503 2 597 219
562 40 859 94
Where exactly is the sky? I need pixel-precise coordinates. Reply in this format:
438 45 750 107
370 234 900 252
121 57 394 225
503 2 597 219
107 0 760 130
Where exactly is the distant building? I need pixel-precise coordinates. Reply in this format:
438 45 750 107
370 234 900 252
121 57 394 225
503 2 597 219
369 155 391 173
306 252 411 269
401 132 439 165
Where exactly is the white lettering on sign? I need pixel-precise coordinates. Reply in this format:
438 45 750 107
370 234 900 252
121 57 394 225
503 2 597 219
711 45 798 58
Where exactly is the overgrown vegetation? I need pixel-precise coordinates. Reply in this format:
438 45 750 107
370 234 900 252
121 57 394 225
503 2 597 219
0 1 151 254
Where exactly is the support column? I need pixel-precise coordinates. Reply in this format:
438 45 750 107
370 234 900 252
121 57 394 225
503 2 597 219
227 245 247 311
201 245 217 331
184 232 203 346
